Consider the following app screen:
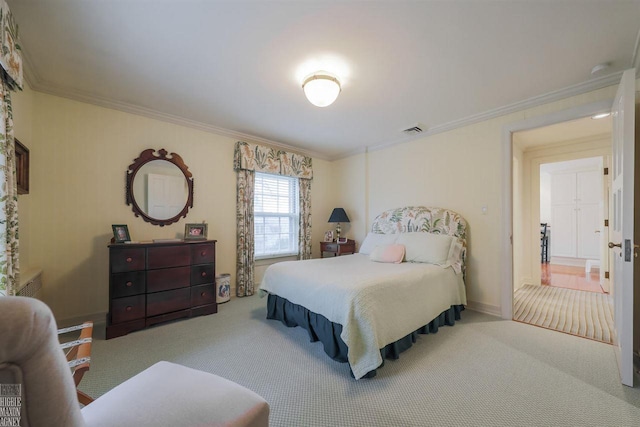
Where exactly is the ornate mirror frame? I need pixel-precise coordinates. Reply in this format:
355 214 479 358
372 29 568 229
126 148 194 226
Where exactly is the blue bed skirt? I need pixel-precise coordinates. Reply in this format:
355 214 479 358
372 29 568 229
266 293 464 378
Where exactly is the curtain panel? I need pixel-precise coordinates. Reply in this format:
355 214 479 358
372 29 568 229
298 178 312 260
0 0 22 297
0 1 22 90
234 141 313 296
236 169 255 297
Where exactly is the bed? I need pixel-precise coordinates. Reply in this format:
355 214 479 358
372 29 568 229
259 206 468 379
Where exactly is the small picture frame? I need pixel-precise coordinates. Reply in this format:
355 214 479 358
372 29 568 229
185 223 208 240
324 230 334 242
112 224 131 243
337 237 348 244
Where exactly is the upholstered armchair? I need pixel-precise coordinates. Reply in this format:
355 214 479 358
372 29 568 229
0 296 269 427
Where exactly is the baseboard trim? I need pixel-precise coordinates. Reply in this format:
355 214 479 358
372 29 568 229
57 311 107 329
465 300 502 317
550 257 588 267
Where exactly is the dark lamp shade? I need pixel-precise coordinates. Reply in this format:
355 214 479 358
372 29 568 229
328 208 350 223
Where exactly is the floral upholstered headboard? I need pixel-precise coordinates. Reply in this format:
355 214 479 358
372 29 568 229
371 206 468 273
371 206 467 240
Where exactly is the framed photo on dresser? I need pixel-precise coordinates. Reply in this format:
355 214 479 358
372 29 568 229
112 224 131 243
185 223 208 240
324 231 334 242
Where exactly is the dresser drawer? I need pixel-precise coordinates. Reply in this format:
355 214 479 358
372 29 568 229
111 295 145 324
191 264 215 285
111 271 146 298
147 266 190 293
111 248 146 273
148 245 190 269
191 243 215 265
146 288 190 317
191 283 215 307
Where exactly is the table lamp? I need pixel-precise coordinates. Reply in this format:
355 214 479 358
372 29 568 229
328 208 350 240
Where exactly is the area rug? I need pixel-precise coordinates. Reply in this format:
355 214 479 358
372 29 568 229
513 284 614 344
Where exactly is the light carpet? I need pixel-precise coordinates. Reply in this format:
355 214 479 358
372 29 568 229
82 296 640 426
514 284 614 344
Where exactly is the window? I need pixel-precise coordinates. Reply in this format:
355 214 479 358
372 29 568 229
254 172 299 259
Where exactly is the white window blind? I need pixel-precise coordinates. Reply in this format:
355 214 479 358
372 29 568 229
254 172 299 258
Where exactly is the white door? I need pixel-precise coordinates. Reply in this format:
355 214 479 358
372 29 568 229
551 204 576 257
551 172 577 257
577 204 600 259
576 170 602 259
610 68 635 387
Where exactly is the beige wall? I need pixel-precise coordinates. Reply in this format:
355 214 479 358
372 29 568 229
11 89 335 323
334 84 620 314
330 153 367 246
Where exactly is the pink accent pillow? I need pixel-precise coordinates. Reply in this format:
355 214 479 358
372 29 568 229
369 244 405 264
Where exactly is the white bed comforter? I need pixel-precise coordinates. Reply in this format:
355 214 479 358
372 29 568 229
259 253 467 379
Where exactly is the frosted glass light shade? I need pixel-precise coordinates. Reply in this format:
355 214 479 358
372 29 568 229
302 73 341 107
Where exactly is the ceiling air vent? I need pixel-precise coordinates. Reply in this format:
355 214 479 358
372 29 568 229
401 123 426 136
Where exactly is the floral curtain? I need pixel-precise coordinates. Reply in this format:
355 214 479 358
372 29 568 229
234 141 313 296
0 1 22 297
298 178 312 260
235 169 255 297
234 141 313 179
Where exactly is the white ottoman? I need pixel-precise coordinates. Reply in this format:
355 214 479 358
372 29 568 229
82 361 269 427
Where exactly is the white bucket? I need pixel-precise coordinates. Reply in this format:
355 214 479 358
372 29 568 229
216 274 231 303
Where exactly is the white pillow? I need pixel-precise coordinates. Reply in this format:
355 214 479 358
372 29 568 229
358 233 398 255
446 238 464 274
395 232 455 264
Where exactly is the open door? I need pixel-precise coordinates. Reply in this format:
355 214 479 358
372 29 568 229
609 68 636 387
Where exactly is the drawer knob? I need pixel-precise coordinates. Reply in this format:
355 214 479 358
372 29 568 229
126 281 133 287
201 272 207 277
126 257 133 263
201 251 207 256
126 306 132 312
201 292 206 297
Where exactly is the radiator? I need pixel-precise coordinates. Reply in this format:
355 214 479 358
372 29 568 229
17 269 43 299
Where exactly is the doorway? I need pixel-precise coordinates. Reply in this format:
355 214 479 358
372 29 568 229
540 157 607 294
511 115 614 344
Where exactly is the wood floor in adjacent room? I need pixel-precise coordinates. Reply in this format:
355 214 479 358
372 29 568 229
541 263 606 294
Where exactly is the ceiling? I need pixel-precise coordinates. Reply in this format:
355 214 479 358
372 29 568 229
10 1 640 160
513 114 612 149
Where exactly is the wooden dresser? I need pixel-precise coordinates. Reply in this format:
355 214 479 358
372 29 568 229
106 240 217 339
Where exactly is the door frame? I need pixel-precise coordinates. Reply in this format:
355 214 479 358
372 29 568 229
501 99 612 319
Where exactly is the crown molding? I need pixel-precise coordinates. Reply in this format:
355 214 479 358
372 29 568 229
632 27 640 71
362 72 622 158
22 65 330 162
20 48 41 90
23 53 622 163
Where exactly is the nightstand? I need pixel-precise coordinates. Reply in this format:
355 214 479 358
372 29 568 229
320 239 356 258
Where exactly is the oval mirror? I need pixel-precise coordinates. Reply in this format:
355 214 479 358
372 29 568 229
126 149 194 226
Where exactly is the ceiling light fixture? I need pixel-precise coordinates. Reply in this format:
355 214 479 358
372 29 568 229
591 112 611 119
302 72 341 107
